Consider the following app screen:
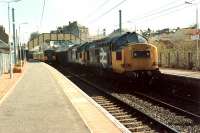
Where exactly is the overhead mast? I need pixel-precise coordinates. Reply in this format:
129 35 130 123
119 10 122 35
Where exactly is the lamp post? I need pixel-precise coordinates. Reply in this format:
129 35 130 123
18 22 28 66
0 0 22 78
185 1 199 69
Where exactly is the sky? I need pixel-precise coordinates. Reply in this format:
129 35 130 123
0 0 199 43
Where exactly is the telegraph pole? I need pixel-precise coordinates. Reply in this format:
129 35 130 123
185 1 199 69
8 3 13 78
196 7 199 69
103 29 106 36
12 8 16 64
119 10 122 35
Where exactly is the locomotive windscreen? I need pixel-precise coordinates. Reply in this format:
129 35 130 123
132 51 150 58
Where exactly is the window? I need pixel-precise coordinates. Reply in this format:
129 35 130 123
87 51 90 61
133 51 150 58
116 36 127 46
112 33 148 51
137 35 147 43
76 51 78 59
95 49 99 56
127 33 138 43
116 51 122 60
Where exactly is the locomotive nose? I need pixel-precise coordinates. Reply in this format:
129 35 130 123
124 43 158 71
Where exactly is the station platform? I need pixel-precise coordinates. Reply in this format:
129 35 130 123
0 62 122 133
160 68 200 79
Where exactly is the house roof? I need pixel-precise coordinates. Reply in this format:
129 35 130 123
0 40 9 53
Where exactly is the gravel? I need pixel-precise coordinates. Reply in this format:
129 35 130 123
112 93 200 133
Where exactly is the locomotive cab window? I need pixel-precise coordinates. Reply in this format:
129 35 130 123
80 53 82 58
127 33 138 43
127 33 147 44
86 51 90 61
112 32 148 51
133 51 150 58
76 51 78 59
137 34 147 43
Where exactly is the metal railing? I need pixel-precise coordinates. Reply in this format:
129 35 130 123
0 53 10 78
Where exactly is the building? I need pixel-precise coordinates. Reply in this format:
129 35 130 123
0 25 10 77
0 39 10 77
51 21 89 42
0 25 8 44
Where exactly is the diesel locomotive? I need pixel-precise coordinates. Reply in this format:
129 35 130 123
66 32 160 79
33 32 160 80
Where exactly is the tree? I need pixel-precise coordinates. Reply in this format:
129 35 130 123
29 32 39 40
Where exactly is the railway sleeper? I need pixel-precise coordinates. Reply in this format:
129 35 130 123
115 114 132 119
104 106 121 110
111 111 128 116
108 110 126 114
94 96 105 99
128 125 151 132
105 106 123 111
119 118 137 123
93 98 108 102
93 97 108 101
100 104 117 108
133 131 157 133
95 100 113 104
99 103 116 106
93 98 108 101
123 121 143 127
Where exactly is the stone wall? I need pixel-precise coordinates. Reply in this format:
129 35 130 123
150 30 199 69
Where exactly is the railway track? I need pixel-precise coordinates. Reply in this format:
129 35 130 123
132 91 200 120
111 88 200 132
54 64 200 133
137 89 200 116
57 67 181 133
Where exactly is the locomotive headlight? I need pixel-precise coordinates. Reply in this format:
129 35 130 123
147 71 152 76
146 52 150 56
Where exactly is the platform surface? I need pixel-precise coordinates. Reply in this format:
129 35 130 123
160 68 200 79
0 62 122 133
0 62 89 133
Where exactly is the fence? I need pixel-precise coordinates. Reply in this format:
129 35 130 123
151 37 200 70
157 42 200 70
158 51 197 69
0 53 10 77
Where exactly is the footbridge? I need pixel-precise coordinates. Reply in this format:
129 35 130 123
28 33 81 51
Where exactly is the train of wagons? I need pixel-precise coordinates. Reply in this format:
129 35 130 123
33 32 160 80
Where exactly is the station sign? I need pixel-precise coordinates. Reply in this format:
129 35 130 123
191 34 199 40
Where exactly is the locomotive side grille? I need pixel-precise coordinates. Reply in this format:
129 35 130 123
132 51 150 58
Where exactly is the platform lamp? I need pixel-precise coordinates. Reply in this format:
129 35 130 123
185 1 199 69
0 0 22 78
